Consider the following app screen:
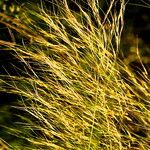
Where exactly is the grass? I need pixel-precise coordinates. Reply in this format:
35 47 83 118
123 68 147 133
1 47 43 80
0 0 150 149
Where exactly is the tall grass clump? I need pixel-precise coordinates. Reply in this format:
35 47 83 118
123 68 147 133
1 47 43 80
0 0 150 149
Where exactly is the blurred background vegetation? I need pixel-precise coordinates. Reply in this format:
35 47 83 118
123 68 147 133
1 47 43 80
0 0 150 148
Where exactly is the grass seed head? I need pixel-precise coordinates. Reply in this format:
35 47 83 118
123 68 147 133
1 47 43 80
0 0 150 149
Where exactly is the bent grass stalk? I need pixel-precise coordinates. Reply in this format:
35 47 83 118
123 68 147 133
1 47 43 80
0 0 150 149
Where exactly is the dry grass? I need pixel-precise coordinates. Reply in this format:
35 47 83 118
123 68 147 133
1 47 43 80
0 0 150 149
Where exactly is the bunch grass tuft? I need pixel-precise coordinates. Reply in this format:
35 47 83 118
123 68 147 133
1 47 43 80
0 0 150 149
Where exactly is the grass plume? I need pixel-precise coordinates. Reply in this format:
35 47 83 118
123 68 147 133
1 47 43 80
0 0 150 149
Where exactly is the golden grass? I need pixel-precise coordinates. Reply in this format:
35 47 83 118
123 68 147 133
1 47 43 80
0 0 150 149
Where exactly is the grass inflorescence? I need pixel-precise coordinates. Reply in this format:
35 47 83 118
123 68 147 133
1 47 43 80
0 0 150 149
